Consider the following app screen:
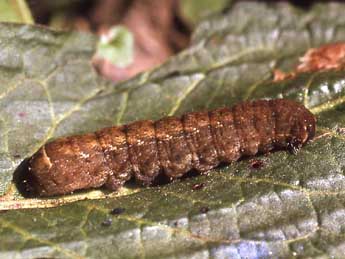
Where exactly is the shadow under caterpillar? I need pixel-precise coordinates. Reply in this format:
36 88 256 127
26 99 316 197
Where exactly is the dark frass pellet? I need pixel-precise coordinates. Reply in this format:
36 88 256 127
110 207 125 215
101 218 112 227
200 207 209 213
249 159 264 170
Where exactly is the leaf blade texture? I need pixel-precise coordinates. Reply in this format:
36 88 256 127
2 1 345 258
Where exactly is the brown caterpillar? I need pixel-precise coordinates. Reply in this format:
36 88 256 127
27 99 316 197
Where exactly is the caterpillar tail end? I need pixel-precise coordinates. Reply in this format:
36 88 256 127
26 134 111 197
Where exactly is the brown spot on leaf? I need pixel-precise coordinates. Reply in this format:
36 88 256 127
297 43 345 72
274 43 345 81
18 112 26 118
249 159 264 170
273 69 294 82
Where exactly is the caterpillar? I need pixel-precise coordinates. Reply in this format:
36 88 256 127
27 99 316 197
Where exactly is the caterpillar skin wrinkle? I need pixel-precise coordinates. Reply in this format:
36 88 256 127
27 99 316 197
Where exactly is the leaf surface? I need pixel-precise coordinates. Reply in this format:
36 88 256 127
0 0 33 24
2 1 345 258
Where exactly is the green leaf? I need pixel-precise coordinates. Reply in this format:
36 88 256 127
180 0 232 25
0 0 33 24
96 25 134 68
2 1 345 258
